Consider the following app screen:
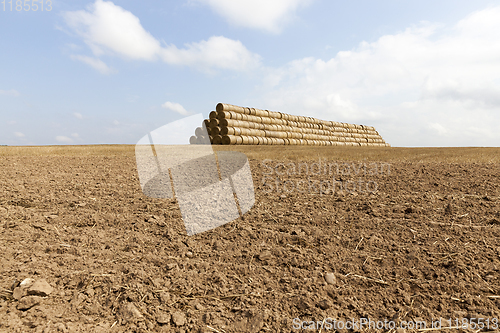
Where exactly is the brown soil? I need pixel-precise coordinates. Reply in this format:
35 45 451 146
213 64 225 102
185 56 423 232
1 146 499 332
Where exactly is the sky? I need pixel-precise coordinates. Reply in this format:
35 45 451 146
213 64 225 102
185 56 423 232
1 0 500 147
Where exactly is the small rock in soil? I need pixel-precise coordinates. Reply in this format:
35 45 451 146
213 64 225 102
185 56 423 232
19 278 35 288
171 311 186 326
296 297 312 311
120 302 144 322
156 312 171 325
27 279 54 297
13 287 26 300
317 299 332 310
17 296 43 310
325 272 336 285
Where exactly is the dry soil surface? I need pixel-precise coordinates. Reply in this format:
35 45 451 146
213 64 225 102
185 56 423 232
0 147 499 332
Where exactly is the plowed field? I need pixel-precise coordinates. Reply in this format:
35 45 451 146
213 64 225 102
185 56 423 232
1 146 499 332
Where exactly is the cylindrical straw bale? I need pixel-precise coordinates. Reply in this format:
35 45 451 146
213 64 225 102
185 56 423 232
211 127 221 136
209 118 219 128
195 127 205 137
189 136 197 144
204 119 211 129
196 135 208 144
216 103 245 114
216 111 234 120
213 135 222 145
209 111 217 119
218 119 230 127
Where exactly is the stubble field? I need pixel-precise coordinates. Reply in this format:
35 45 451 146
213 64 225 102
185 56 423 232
0 145 499 332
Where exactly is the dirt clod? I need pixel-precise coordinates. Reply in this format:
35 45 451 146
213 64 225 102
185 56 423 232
27 279 53 297
171 311 186 326
17 296 43 310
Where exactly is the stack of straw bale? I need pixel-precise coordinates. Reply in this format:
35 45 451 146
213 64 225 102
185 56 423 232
190 103 390 147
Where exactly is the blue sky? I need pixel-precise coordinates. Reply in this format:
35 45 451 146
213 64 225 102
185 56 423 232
1 0 500 147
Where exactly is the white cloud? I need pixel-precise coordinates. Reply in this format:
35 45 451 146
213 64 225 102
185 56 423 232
73 112 83 119
71 133 79 138
0 89 20 97
14 132 25 138
64 0 161 60
56 136 74 143
70 55 114 74
194 0 312 33
161 102 191 116
160 36 261 72
259 7 500 146
63 0 260 72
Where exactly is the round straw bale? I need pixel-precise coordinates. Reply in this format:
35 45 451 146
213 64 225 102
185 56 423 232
253 109 262 117
215 103 228 113
213 135 222 145
189 135 197 144
209 111 217 119
262 117 273 125
195 127 205 137
204 119 211 129
216 103 243 113
211 127 220 136
210 118 219 128
197 135 208 144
